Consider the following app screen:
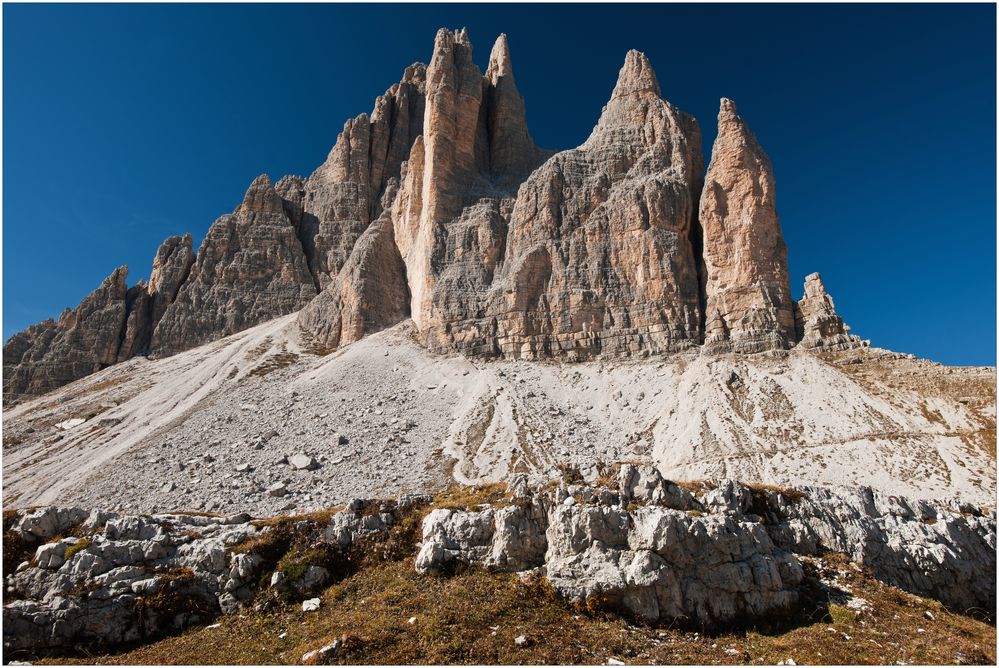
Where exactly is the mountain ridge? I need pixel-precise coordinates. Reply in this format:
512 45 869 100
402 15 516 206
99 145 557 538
3 29 867 403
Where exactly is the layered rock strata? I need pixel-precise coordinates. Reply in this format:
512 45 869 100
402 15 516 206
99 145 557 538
794 272 865 351
297 184 411 350
700 98 797 353
149 175 318 356
391 29 549 340
3 267 129 401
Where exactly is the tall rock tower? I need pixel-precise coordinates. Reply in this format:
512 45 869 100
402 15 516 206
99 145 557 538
700 98 796 353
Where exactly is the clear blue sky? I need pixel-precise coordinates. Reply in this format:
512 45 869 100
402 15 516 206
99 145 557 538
4 4 995 365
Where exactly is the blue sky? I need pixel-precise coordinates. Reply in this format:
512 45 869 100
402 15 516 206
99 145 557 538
3 4 995 365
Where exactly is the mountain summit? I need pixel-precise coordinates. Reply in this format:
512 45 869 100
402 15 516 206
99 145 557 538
3 29 865 402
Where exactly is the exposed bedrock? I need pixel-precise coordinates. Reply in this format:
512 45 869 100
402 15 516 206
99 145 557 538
417 473 996 621
4 476 992 653
3 267 129 401
300 62 427 289
149 175 318 357
700 98 797 354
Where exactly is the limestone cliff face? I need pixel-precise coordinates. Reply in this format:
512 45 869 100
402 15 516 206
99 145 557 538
794 272 865 351
3 267 129 401
150 175 317 356
301 63 427 289
392 29 549 340
700 98 796 354
403 47 704 359
297 183 410 350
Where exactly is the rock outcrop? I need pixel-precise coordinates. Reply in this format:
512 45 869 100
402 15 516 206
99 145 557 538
150 175 318 356
416 472 996 624
700 98 796 353
5 28 871 400
5 477 993 653
297 184 410 351
3 267 129 401
3 499 405 653
794 272 865 351
300 64 427 289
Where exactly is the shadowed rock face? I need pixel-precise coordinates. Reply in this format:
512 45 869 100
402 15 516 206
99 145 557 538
297 183 411 350
301 63 428 290
150 175 318 357
3 267 129 401
700 98 796 354
6 28 867 401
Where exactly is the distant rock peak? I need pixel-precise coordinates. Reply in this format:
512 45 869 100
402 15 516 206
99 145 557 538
611 49 662 100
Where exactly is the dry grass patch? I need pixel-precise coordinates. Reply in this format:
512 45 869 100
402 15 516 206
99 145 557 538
745 482 808 503
40 554 996 666
432 483 509 512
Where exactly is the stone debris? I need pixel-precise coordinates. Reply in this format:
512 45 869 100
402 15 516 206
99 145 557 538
289 454 319 471
415 474 996 623
3 499 403 653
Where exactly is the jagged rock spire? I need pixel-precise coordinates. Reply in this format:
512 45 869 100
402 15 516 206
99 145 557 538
484 33 542 181
611 49 661 100
150 174 317 356
238 174 285 216
391 28 548 332
700 98 796 353
794 272 866 351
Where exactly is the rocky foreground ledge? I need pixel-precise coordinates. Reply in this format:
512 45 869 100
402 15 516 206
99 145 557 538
3 470 995 656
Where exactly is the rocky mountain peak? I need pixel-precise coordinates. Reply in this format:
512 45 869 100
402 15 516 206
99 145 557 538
700 97 796 353
485 33 513 82
238 173 285 216
610 49 662 100
6 28 875 401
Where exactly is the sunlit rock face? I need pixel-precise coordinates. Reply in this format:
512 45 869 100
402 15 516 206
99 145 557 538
700 98 797 354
